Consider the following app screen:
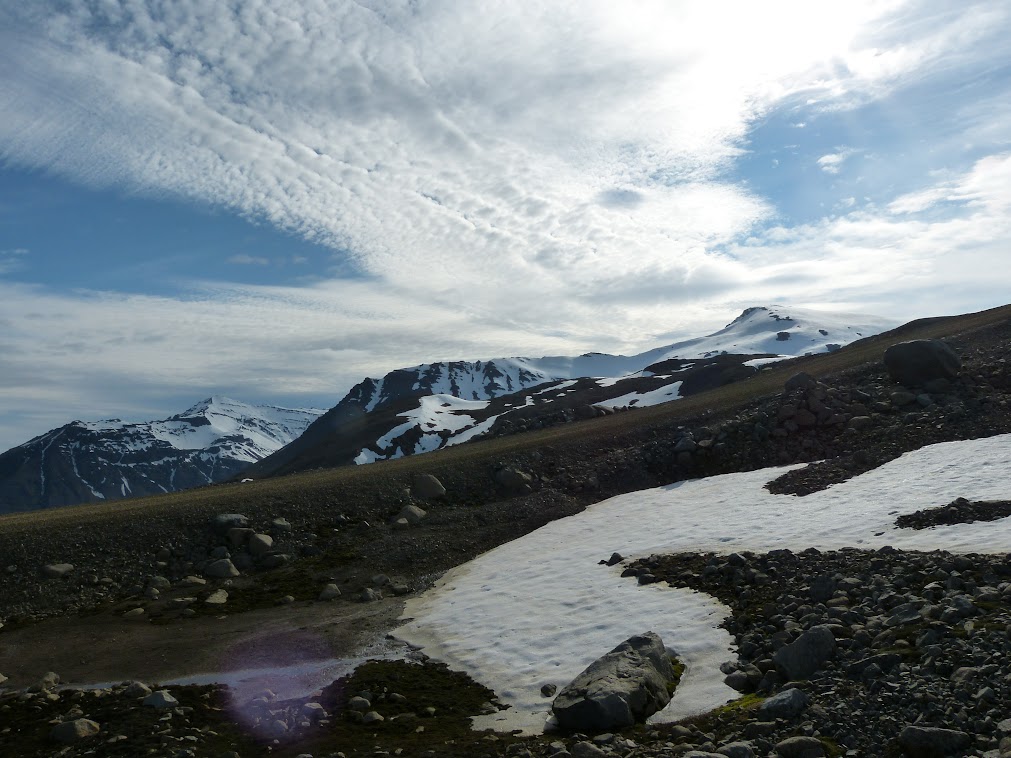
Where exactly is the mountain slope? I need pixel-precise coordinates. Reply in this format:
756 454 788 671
0 397 323 514
246 305 895 478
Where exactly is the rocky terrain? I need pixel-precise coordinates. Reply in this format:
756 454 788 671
1 304 1011 757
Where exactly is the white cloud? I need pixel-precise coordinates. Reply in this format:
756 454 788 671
227 254 270 266
0 1 1009 448
0 247 29 274
723 152 1011 314
817 149 856 174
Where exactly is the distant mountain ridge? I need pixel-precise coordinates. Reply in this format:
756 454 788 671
0 397 323 514
244 305 896 478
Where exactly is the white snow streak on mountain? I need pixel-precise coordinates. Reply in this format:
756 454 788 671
78 396 323 462
398 433 1011 734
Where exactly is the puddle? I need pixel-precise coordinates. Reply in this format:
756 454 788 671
64 638 408 704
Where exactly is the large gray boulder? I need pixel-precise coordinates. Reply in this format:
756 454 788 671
883 340 961 386
552 632 676 732
897 726 971 756
50 719 100 744
758 687 810 719
773 625 836 681
411 473 446 499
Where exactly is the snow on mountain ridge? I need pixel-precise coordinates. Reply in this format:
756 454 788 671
0 398 325 513
354 305 895 411
337 305 896 467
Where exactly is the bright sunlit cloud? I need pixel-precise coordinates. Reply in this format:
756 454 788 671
0 1 1009 449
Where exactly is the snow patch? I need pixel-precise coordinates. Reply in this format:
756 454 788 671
595 381 684 409
399 433 1011 734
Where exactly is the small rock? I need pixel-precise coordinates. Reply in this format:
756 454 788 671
541 683 557 697
204 559 240 578
302 702 327 720
363 710 385 724
204 589 229 605
774 735 825 757
259 553 289 569
248 533 274 556
211 513 249 533
319 584 342 601
50 719 100 744
122 607 146 619
412 473 446 499
347 696 371 712
759 687 810 719
571 742 607 758
718 742 755 758
495 467 534 492
360 588 381 602
773 625 836 680
897 725 971 757
226 527 255 547
396 504 427 525
123 681 152 698
271 517 293 532
41 563 75 579
143 690 179 709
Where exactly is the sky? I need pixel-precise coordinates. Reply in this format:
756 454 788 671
1 1 1010 451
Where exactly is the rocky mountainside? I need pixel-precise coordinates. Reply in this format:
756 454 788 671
0 397 323 514
244 305 894 478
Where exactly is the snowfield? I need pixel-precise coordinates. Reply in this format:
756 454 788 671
397 433 1011 734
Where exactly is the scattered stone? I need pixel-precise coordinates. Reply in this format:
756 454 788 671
226 527 254 547
143 690 179 709
271 517 293 532
211 513 249 533
495 466 534 492
248 533 274 556
35 671 60 691
774 735 825 757
122 681 152 698
758 687 810 719
122 607 146 618
396 504 427 525
541 683 557 697
411 473 446 499
259 553 289 569
319 583 342 601
717 742 755 758
552 632 676 732
773 625 836 680
204 589 228 605
897 725 971 757
570 741 607 758
347 696 370 712
363 710 385 724
203 558 240 578
41 563 75 579
360 588 381 602
302 702 327 720
50 719 100 744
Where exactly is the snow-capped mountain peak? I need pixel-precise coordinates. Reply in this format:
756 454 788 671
246 304 896 478
0 399 325 513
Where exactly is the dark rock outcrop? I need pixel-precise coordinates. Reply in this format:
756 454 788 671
883 339 961 386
